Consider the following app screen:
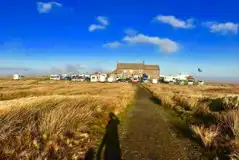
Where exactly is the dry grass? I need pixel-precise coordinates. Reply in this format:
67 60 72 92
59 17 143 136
0 80 135 159
191 125 219 147
229 149 239 160
146 83 239 157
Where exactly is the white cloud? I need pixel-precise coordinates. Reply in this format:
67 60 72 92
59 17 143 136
89 16 109 32
97 16 109 25
103 41 122 48
88 24 106 32
37 1 62 13
155 15 194 29
123 34 179 53
204 22 239 35
124 28 138 36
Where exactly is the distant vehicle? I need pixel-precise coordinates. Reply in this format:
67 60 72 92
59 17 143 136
99 74 107 82
125 78 131 83
61 75 71 80
198 80 204 85
90 74 99 82
116 78 123 82
13 74 24 80
142 79 149 83
71 75 84 81
108 77 116 83
174 74 190 81
177 80 185 85
116 77 121 81
84 74 90 78
163 76 176 83
132 77 140 83
188 81 194 85
85 77 91 82
50 74 61 80
152 79 158 84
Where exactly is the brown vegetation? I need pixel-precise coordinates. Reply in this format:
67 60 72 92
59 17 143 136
146 83 239 159
0 80 135 159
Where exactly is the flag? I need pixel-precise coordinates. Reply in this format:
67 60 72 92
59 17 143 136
198 68 202 72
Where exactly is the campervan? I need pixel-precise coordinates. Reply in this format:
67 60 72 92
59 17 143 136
99 74 107 82
174 74 190 81
13 74 24 80
163 75 176 83
50 74 61 80
90 74 99 82
107 76 116 83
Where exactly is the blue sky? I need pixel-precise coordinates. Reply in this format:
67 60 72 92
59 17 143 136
0 0 239 82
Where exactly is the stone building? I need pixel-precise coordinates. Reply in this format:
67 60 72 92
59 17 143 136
112 62 160 79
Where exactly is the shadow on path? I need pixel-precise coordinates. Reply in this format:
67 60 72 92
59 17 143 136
96 112 121 160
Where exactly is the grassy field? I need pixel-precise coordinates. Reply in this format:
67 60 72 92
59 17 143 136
146 83 239 159
0 80 135 159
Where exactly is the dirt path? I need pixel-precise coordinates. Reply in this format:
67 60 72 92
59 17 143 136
119 85 203 160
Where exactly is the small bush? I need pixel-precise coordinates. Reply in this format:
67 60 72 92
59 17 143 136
221 111 239 140
191 125 219 148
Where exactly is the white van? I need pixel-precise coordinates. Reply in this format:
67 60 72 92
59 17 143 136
90 75 99 82
99 74 107 82
107 77 116 83
13 74 24 80
50 74 61 80
152 79 158 84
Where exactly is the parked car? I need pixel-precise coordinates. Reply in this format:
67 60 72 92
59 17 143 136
84 77 91 82
132 77 140 83
71 75 84 81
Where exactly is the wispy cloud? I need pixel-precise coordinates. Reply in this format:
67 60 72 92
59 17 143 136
89 16 109 32
89 25 106 32
155 15 194 29
124 28 138 36
103 41 122 48
203 22 239 35
97 16 109 25
123 34 179 53
37 1 62 14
